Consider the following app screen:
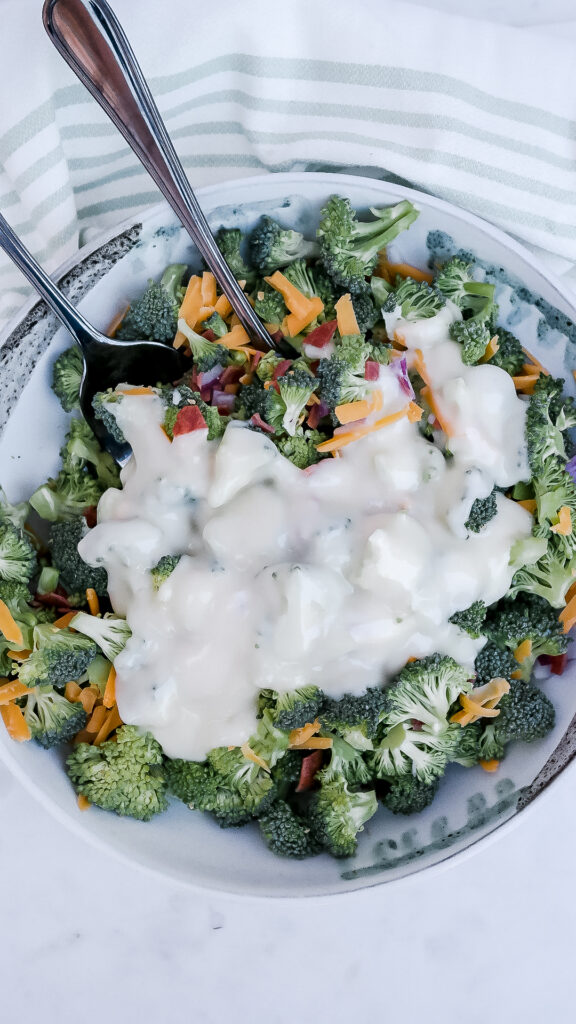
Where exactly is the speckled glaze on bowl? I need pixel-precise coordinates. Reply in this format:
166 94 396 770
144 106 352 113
1 172 576 898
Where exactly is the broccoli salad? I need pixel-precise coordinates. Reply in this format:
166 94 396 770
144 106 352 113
0 195 574 861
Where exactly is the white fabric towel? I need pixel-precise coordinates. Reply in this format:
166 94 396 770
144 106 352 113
1 0 576 328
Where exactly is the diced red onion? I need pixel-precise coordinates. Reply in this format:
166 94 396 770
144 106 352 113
197 364 224 389
365 360 380 381
212 389 236 413
391 356 415 400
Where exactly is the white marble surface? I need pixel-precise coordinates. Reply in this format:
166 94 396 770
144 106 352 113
4 1 576 1021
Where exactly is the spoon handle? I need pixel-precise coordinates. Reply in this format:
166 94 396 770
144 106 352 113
0 211 97 347
43 0 275 350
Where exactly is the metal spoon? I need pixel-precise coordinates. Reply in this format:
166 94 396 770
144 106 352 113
42 0 279 353
0 211 184 463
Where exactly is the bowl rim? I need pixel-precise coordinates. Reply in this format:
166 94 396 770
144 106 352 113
2 169 576 898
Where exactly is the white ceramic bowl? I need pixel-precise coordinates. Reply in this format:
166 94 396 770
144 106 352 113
1 171 576 897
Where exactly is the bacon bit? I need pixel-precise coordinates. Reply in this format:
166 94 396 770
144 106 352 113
93 705 123 746
451 678 510 726
0 703 31 742
220 365 244 386
173 405 208 435
86 588 100 616
77 794 91 811
479 335 500 363
517 499 537 514
512 374 540 394
365 360 380 381
84 506 98 529
551 506 572 536
0 599 23 647
514 638 533 663
272 359 294 381
480 759 500 773
304 320 338 349
65 681 83 703
240 742 270 772
522 347 549 376
103 665 117 709
0 679 30 705
307 402 323 430
289 720 321 747
249 413 275 434
539 652 569 675
296 750 324 792
107 304 130 338
7 649 31 662
34 590 73 611
559 590 576 633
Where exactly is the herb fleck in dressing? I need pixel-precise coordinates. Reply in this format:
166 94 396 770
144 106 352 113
79 307 531 760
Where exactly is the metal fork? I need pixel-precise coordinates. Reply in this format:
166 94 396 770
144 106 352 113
42 0 278 352
0 211 184 463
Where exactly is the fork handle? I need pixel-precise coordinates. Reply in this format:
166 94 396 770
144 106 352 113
0 211 98 348
43 0 276 350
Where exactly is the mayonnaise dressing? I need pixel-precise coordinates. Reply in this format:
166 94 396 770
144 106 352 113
79 309 532 760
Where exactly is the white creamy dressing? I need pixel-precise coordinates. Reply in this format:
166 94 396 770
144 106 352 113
80 306 532 760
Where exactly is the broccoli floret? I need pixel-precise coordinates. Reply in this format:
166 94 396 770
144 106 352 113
507 546 576 608
435 257 495 313
151 555 181 590
69 612 132 662
275 431 326 469
319 687 389 744
50 518 108 596
530 459 576 555
240 379 284 429
270 749 304 798
347 286 378 333
449 601 487 638
52 345 83 412
488 328 525 377
525 375 576 474
277 368 316 436
0 488 30 532
202 311 229 338
60 417 120 492
273 685 323 730
384 654 472 734
253 284 287 325
206 745 277 816
18 623 98 690
485 593 568 681
282 261 336 319
176 318 228 372
258 801 320 858
165 758 252 827
452 721 504 765
253 351 287 383
0 586 54 672
489 678 555 744
67 725 167 821
0 522 36 584
383 775 440 815
474 641 518 686
249 216 319 276
306 776 378 858
449 318 492 365
317 196 419 294
216 227 256 286
368 721 459 784
465 489 498 533
382 277 445 322
29 465 103 523
315 354 371 410
116 264 186 342
91 391 128 447
23 685 87 748
319 736 372 786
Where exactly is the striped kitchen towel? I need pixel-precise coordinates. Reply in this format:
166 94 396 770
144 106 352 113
1 0 576 329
